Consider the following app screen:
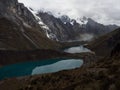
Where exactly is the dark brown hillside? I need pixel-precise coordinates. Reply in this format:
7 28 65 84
0 49 69 66
0 0 61 50
87 28 120 57
0 18 36 50
0 18 60 50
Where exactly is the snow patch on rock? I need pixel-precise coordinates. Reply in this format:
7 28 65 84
28 8 58 41
76 17 88 25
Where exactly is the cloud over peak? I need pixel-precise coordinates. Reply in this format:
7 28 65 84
18 0 120 25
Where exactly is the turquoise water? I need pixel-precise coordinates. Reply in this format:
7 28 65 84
0 59 83 80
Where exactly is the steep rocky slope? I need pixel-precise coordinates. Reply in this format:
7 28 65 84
37 12 76 41
0 0 60 50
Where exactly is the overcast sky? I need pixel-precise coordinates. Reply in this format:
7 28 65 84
18 0 120 25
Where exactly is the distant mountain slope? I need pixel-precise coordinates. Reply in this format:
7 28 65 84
37 12 118 41
87 28 120 56
37 12 76 41
0 0 60 50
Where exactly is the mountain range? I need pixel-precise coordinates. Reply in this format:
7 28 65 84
37 11 118 41
0 0 119 51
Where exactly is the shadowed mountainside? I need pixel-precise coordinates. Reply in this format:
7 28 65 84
87 28 120 57
0 0 60 50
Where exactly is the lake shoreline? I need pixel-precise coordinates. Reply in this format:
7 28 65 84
0 47 95 67
0 49 70 66
0 45 96 81
0 59 83 80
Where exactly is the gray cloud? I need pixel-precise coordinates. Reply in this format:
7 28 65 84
18 0 120 25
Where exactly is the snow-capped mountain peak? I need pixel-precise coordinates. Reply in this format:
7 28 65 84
70 20 75 25
24 9 118 42
60 15 88 26
76 16 88 25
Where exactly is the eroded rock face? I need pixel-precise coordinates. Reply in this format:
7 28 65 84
0 0 60 50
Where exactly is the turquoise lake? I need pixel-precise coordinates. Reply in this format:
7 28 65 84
0 59 83 80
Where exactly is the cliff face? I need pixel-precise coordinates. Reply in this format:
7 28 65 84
0 0 60 50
